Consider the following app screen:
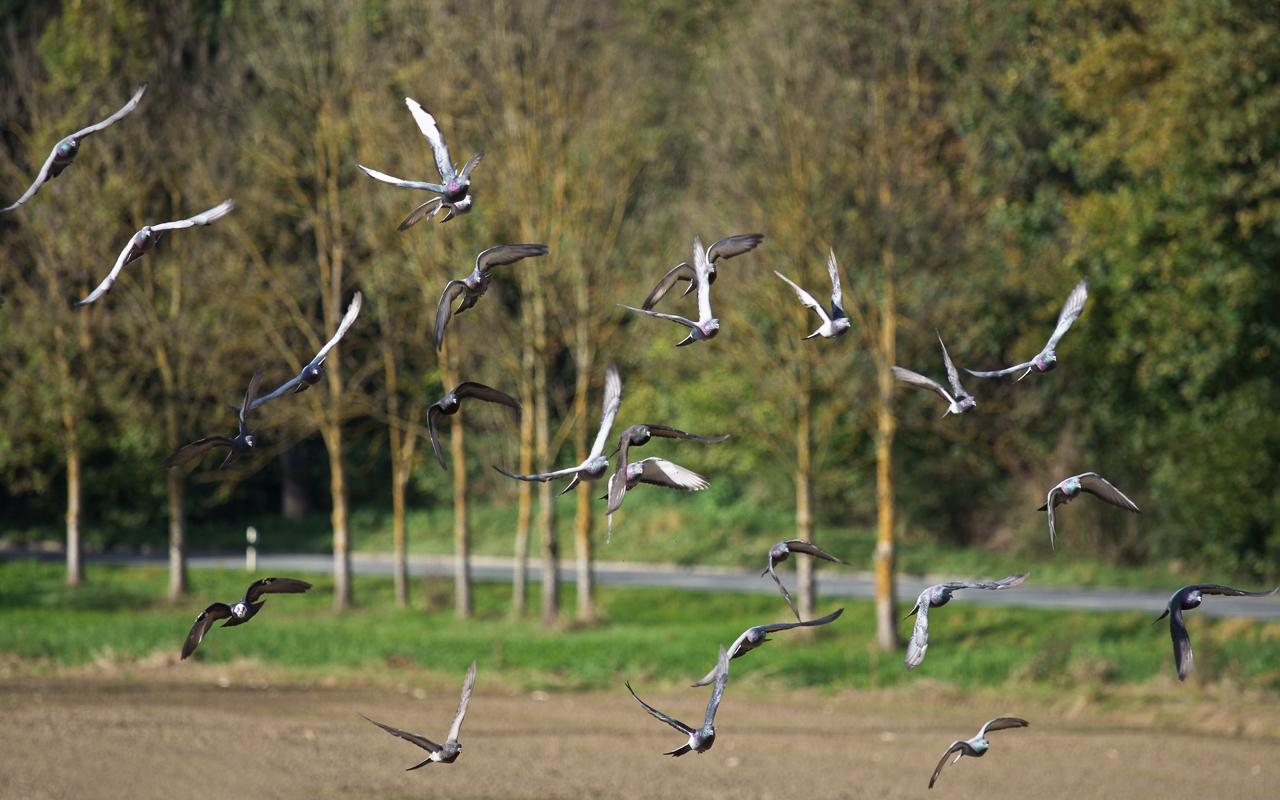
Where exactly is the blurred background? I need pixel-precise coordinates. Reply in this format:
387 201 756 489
1 0 1277 605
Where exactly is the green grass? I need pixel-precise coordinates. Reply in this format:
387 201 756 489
3 560 1279 693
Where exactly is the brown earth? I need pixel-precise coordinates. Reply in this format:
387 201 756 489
1 668 1277 800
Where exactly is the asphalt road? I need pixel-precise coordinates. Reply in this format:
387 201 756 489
41 550 1280 620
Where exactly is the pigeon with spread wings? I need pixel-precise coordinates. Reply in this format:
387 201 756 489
640 233 763 310
606 424 728 516
181 577 312 659
892 329 976 417
77 200 236 306
929 718 1029 789
494 363 621 494
362 661 477 768
3 85 147 213
358 98 484 228
162 365 265 470
691 608 843 686
762 539 849 622
622 236 721 346
434 244 548 351
1040 472 1140 551
904 574 1028 671
235 293 362 412
601 457 708 541
774 249 850 340
428 382 521 470
627 645 729 757
964 278 1088 380
1157 584 1278 681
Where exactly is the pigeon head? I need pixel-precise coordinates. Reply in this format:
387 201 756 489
231 602 249 618
55 138 80 161
770 545 790 564
134 228 160 250
243 434 256 450
929 586 954 607
1183 589 1203 610
958 396 977 412
585 456 609 478
300 363 324 386
1063 477 1082 495
1034 351 1058 372
973 738 990 753
832 317 852 336
693 728 716 749
701 319 721 338
625 462 645 481
451 195 473 216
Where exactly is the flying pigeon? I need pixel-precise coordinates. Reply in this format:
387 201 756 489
640 233 763 310
358 98 484 228
627 645 729 757
964 278 1088 380
181 577 312 659
235 293 362 412
1040 472 1141 551
690 608 844 686
163 365 265 469
929 718 1029 789
3 85 147 213
434 244 548 351
428 382 521 470
362 661 477 768
77 199 236 306
904 574 1029 670
606 424 728 515
762 539 849 622
774 249 850 339
601 457 709 541
621 236 722 346
1157 584 1278 681
494 362 620 494
892 329 976 417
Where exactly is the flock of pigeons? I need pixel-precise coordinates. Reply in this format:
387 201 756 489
6 85 1278 790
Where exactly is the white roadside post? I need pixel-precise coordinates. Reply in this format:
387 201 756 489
246 526 258 573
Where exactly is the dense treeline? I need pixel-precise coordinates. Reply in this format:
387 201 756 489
2 0 1277 589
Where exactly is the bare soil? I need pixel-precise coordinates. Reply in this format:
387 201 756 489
1 669 1277 800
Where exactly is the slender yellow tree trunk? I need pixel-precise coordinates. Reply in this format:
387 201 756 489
389 423 408 608
572 315 594 621
167 470 186 598
874 244 898 650
64 429 82 587
795 342 814 620
533 274 558 626
328 419 351 611
512 306 535 615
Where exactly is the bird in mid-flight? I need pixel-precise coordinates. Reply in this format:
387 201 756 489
494 363 621 494
762 539 849 621
929 717 1029 789
627 645 729 757
77 200 236 306
621 236 723 346
3 85 147 213
892 329 976 417
363 661 477 768
774 249 850 340
602 457 709 541
690 608 844 686
359 98 484 228
428 382 521 470
163 365 265 470
181 577 312 659
640 233 763 310
1040 472 1140 551
904 574 1028 671
964 277 1088 380
433 244 548 351
1157 584 1278 681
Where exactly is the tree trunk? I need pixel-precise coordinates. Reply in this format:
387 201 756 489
327 421 351 611
874 244 899 650
574 481 594 621
533 275 558 626
512 315 535 616
281 442 312 519
390 429 408 608
795 347 814 620
167 470 187 599
572 313 594 621
451 409 472 618
64 432 82 587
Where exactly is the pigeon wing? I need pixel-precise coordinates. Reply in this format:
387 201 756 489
492 464 584 483
705 233 764 263
308 291 363 368
445 661 477 742
149 199 236 232
427 403 448 469
77 238 141 306
181 602 233 659
642 425 730 444
1190 584 1280 598
458 150 484 180
758 607 845 634
405 98 455 181
162 437 233 469
588 363 623 460
904 592 931 670
693 237 714 324
936 329 968 399
475 244 549 276
765 560 801 623
619 304 698 330
704 644 730 729
244 577 312 603
775 271 831 325
930 742 966 789
238 366 266 433
454 382 521 410
72 84 147 138
640 262 696 310
634 458 708 491
979 717 1030 737
784 539 850 565
962 361 1035 379
1 147 62 212
826 249 846 318
357 164 446 192
891 367 957 406
1077 473 1141 515
1168 604 1194 681
1045 277 1089 350
362 714 443 752
940 573 1029 592
625 682 694 735
433 281 468 352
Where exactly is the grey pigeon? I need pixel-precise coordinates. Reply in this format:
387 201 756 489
691 608 843 686
494 363 621 494
434 244 548 351
601 457 709 541
1157 584 1278 681
428 382 521 470
627 645 729 757
606 424 728 515
1040 472 1140 551
774 249 850 340
77 200 236 305
892 329 976 417
3 85 147 213
640 234 763 310
929 718 1029 789
904 574 1029 670
162 366 265 470
181 577 312 659
621 236 722 346
359 98 484 228
763 539 849 622
236 293 362 412
362 661 477 768
964 278 1088 380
